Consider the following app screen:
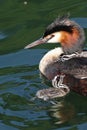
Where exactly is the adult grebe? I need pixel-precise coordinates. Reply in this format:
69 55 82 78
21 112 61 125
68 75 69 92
25 15 87 81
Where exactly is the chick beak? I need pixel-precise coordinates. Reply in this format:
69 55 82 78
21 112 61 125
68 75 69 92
24 35 54 49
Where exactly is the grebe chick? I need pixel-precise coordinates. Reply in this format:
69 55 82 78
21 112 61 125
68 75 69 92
24 15 87 80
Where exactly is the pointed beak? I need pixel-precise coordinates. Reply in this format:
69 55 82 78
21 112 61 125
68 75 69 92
24 37 47 49
24 35 54 49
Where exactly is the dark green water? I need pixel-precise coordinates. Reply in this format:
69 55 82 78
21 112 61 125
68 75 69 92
0 0 87 130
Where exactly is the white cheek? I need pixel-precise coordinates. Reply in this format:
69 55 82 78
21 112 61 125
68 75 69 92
47 32 61 43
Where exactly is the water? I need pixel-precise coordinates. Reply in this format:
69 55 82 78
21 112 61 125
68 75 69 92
0 0 87 130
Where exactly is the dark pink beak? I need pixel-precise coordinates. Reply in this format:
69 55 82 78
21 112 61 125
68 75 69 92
24 35 54 49
24 38 48 49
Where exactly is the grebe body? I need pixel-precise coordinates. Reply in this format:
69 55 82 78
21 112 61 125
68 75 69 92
39 47 87 80
25 15 87 80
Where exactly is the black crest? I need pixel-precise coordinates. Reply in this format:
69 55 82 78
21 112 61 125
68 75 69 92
43 15 77 37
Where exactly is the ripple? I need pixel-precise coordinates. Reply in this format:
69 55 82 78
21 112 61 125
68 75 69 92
0 32 7 40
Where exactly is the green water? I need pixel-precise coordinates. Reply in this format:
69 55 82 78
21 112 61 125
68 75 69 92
0 0 87 130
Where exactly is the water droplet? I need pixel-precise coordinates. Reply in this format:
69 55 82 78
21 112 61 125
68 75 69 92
24 1 28 5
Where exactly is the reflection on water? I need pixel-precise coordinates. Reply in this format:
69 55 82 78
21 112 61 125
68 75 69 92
48 94 87 126
49 100 75 124
0 0 87 130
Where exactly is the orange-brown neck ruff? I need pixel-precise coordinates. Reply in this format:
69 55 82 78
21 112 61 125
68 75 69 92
60 26 85 54
60 28 80 54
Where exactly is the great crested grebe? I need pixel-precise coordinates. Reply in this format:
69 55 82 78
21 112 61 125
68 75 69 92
25 15 87 81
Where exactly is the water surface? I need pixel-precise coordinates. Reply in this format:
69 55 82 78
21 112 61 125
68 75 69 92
0 0 87 130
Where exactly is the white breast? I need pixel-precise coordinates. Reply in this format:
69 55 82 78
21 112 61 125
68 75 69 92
39 47 63 79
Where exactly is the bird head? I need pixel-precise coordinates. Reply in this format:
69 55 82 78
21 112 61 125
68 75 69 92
25 15 85 54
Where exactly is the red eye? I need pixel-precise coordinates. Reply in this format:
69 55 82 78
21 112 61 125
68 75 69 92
51 35 55 38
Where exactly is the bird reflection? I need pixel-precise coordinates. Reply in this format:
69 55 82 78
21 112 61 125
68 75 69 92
49 100 75 124
48 91 87 125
